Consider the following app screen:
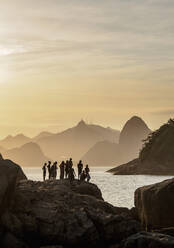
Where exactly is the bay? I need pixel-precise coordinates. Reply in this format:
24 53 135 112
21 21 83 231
23 167 172 209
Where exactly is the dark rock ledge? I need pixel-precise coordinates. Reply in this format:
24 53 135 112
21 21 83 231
1 156 174 247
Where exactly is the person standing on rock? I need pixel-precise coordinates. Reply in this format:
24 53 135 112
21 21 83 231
59 161 65 180
69 166 76 184
42 163 47 181
65 160 69 179
50 163 55 179
77 160 83 180
47 161 51 180
80 170 86 183
85 165 91 182
53 161 58 179
69 158 73 169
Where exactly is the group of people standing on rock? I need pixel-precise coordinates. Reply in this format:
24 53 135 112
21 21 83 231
42 158 91 183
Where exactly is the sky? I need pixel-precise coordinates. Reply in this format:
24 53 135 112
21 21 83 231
0 0 174 138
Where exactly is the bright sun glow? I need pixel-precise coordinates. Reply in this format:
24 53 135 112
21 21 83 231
0 48 14 56
0 45 26 56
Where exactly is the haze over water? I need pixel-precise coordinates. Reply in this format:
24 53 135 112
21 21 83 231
23 167 172 209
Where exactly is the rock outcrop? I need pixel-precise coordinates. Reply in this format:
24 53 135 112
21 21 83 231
118 232 174 248
0 179 140 248
135 178 174 230
1 157 174 247
0 155 27 217
108 119 174 175
108 158 172 175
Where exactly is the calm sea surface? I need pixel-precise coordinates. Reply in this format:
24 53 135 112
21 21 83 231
23 167 172 209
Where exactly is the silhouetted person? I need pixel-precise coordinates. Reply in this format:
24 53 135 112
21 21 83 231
85 164 91 182
47 161 51 180
69 167 76 184
65 160 69 179
53 161 58 179
42 163 47 181
80 170 86 183
69 158 73 169
50 164 54 179
77 160 83 180
59 161 65 180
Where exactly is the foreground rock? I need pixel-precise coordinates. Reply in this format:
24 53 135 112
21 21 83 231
0 154 27 216
118 232 174 248
135 178 174 230
1 157 174 248
1 179 141 248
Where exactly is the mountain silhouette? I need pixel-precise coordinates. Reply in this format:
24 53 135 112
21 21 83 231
119 116 151 163
81 116 151 166
0 117 150 167
108 119 174 175
0 134 31 149
0 145 6 154
3 142 49 167
82 140 122 166
33 131 54 142
36 120 120 161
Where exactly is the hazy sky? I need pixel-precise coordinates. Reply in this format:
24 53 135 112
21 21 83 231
0 0 174 138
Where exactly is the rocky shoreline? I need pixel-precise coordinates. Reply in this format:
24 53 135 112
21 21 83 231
107 158 174 176
108 119 174 176
1 157 174 247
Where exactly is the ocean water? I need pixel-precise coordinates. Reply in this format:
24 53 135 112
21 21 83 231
23 167 173 209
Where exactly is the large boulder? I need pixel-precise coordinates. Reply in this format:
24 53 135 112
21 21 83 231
118 232 174 248
1 179 141 248
0 155 27 216
135 178 174 229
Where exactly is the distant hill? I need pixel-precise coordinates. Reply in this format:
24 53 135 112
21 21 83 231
119 116 151 163
0 134 31 149
3 142 49 167
36 120 120 161
81 140 122 166
88 124 119 143
0 145 6 154
33 131 54 142
81 116 151 166
108 119 174 175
